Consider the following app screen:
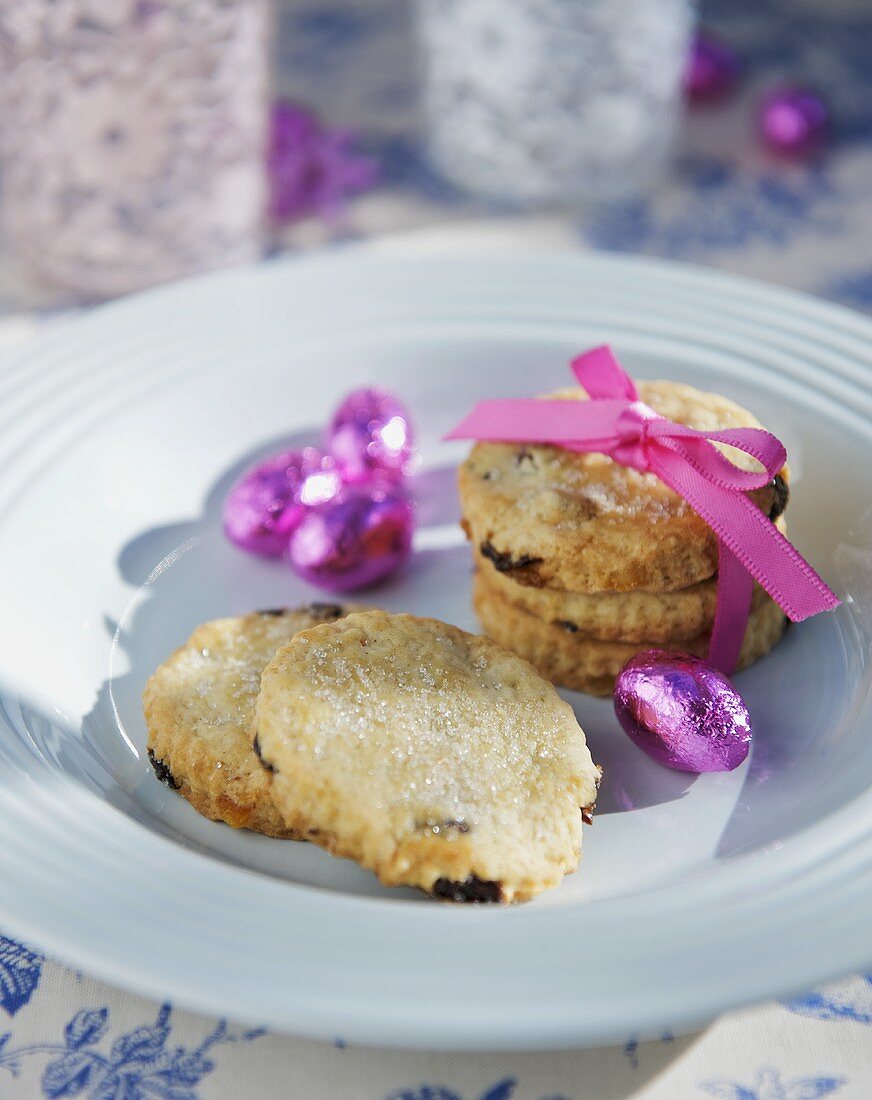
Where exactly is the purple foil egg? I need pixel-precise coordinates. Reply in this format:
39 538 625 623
286 481 414 592
223 447 341 557
614 650 752 773
327 387 419 484
758 86 828 157
683 32 741 103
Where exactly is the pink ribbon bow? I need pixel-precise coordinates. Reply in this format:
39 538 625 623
447 345 839 673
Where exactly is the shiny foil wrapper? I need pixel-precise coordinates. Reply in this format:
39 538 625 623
286 482 414 593
614 650 752 773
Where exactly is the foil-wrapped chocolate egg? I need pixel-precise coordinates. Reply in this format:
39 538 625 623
286 481 414 592
223 447 341 557
759 85 828 158
327 386 419 483
614 650 752 772
683 32 741 104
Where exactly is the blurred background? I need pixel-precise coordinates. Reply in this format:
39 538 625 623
0 0 869 310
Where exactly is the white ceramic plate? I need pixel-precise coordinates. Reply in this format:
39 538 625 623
0 252 871 1050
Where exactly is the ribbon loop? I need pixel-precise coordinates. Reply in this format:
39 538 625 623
445 345 840 675
572 345 639 401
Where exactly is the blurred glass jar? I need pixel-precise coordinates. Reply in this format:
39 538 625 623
416 0 695 207
0 0 269 301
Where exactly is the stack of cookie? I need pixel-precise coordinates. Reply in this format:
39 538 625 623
459 380 790 695
144 604 601 903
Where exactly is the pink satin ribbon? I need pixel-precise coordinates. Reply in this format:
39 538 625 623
446 345 840 674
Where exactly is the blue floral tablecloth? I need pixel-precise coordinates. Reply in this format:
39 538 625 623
1 933 871 1098
2 0 872 1095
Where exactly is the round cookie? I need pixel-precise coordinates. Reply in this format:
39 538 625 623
473 574 787 696
254 611 601 903
475 516 786 643
143 602 360 837
459 380 790 594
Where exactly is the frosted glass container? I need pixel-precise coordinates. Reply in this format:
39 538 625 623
0 0 269 300
417 0 695 206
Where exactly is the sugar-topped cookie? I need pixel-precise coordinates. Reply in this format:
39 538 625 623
143 603 359 837
473 573 787 696
459 380 789 594
475 515 786 644
254 611 601 902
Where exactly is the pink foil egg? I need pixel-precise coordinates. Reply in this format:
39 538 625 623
758 86 828 157
327 386 419 483
683 32 741 104
223 447 341 557
614 650 752 773
286 481 414 592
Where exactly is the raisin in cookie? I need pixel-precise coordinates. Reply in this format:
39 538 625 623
143 603 358 837
473 574 787 696
459 381 790 594
254 611 601 902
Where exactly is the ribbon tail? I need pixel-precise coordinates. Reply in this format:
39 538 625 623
708 544 755 675
444 398 632 446
649 449 840 622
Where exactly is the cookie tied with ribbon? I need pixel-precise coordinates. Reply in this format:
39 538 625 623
447 345 839 674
